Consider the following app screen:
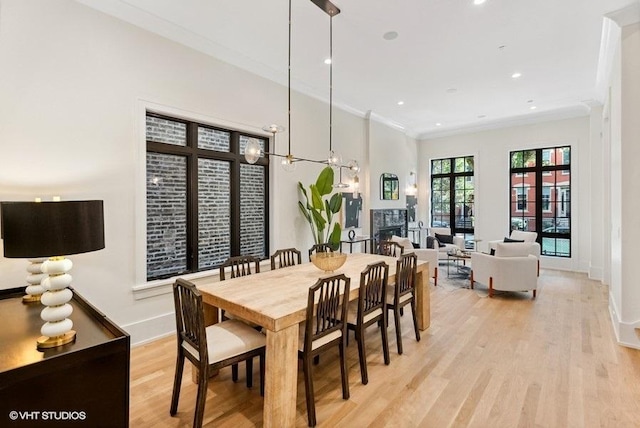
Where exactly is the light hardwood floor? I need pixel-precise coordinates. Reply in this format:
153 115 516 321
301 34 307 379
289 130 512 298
130 269 640 427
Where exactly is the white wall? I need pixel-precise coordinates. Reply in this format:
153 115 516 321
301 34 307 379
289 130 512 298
0 0 367 344
608 13 640 348
418 116 592 273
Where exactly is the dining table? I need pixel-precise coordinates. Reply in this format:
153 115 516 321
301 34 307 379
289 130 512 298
191 252 430 427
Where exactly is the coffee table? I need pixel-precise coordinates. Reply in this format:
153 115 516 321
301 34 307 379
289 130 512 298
447 251 472 278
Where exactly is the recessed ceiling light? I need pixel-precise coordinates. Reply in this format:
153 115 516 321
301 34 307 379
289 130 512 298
435 123 442 127
474 0 486 4
478 115 487 119
527 99 534 103
511 72 522 79
383 31 398 41
397 101 404 105
530 106 537 110
446 88 458 94
324 58 331 65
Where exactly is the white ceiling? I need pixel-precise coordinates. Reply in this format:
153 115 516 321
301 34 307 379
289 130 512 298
76 0 635 138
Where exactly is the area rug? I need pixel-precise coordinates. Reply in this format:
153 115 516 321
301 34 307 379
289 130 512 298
436 266 490 298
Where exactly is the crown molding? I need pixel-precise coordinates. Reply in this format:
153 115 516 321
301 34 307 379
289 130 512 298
606 1 640 28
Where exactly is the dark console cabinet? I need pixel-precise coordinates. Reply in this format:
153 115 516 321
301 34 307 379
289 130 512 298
0 288 130 427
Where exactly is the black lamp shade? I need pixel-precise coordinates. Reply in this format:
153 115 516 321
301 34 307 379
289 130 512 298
1 200 105 258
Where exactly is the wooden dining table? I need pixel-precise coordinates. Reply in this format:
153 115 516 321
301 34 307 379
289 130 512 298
192 252 430 427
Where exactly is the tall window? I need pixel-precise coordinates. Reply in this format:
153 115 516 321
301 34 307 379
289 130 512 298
510 146 571 257
430 156 474 246
146 112 269 280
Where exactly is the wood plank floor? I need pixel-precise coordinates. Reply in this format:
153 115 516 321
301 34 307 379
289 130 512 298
129 269 640 427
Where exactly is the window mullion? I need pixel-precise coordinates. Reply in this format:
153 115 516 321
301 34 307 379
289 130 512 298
230 132 241 256
186 123 199 272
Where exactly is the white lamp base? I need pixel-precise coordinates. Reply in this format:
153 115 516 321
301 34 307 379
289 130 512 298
23 258 47 303
38 257 75 350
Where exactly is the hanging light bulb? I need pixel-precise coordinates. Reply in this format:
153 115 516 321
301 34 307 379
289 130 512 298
281 154 296 172
328 150 342 168
346 159 360 178
244 138 262 164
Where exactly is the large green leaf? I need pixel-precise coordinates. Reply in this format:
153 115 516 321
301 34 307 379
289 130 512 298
329 192 342 214
315 167 334 196
310 185 324 210
328 222 342 251
298 201 311 223
311 208 326 232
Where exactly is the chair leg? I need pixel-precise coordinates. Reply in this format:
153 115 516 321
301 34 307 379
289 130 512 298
393 307 403 355
380 314 390 365
232 363 238 382
193 367 208 428
489 277 494 298
339 340 350 399
411 300 421 342
259 352 265 397
470 270 474 289
434 267 438 286
170 352 185 416
355 327 368 384
246 358 253 388
302 355 316 427
533 289 537 299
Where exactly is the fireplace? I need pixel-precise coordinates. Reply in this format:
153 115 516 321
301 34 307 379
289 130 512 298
370 209 408 247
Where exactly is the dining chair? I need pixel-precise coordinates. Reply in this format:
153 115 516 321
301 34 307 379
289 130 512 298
270 247 302 270
170 279 266 428
346 261 390 384
299 274 350 427
387 253 420 354
308 243 333 261
219 255 260 280
219 255 261 383
377 240 404 257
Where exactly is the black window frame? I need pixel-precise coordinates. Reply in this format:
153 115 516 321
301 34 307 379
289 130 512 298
509 146 571 258
145 111 270 280
430 156 475 241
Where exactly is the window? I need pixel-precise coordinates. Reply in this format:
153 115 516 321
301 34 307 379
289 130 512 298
146 112 269 280
510 146 571 257
430 156 474 247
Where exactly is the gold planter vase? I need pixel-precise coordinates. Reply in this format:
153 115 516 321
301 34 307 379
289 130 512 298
310 252 347 272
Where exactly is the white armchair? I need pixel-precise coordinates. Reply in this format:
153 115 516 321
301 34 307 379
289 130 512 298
390 235 438 285
487 230 541 258
428 227 465 260
470 242 538 299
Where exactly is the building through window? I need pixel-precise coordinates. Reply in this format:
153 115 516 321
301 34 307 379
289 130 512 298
430 156 475 246
510 146 571 257
145 112 269 280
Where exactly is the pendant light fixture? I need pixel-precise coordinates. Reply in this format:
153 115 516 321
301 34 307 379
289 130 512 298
245 0 361 188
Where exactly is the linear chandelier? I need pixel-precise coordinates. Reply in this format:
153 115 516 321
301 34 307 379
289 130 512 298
244 0 360 186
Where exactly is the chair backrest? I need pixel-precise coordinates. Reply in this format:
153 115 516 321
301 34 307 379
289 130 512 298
378 240 404 257
509 230 537 242
173 279 207 364
303 274 350 352
270 248 302 270
220 255 260 281
429 227 452 237
394 253 417 298
308 243 334 260
357 262 389 322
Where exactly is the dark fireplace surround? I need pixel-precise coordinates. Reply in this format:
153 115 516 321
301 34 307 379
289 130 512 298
370 209 408 244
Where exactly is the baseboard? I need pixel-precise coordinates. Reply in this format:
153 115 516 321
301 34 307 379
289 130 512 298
589 265 604 281
608 294 640 350
120 311 175 347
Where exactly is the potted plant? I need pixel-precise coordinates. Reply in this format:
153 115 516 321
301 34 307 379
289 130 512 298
298 167 346 271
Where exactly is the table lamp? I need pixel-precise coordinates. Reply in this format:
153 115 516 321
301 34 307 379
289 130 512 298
1 200 105 349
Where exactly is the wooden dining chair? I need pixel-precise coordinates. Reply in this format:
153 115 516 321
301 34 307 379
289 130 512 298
387 253 420 354
308 243 333 261
219 255 260 280
346 261 390 384
219 255 261 383
299 274 350 427
377 240 404 257
170 279 266 428
270 247 302 270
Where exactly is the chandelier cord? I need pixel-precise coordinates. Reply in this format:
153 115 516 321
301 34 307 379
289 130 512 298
329 14 333 153
287 0 292 157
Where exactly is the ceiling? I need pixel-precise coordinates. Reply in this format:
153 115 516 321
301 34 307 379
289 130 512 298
76 0 635 138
